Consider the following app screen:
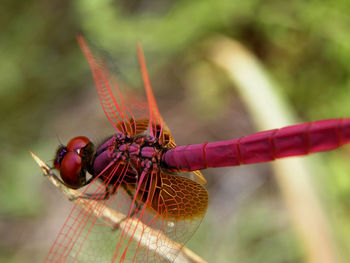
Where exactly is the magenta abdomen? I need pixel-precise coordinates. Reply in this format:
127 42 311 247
162 118 350 171
238 129 277 163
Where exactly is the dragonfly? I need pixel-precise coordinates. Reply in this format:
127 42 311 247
42 36 350 263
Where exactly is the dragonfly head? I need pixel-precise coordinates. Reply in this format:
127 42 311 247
54 136 95 189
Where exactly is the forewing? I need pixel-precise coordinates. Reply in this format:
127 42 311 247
115 119 149 136
79 36 174 144
78 36 149 136
136 45 176 147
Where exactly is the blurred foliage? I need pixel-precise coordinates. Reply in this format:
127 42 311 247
1 0 350 262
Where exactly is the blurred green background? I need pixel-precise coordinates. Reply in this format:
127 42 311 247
1 0 350 262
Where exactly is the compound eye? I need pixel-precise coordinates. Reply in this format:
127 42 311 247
60 151 83 189
67 136 91 152
53 136 93 189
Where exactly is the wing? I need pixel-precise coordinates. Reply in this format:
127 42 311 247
137 171 208 219
130 170 209 262
78 36 149 136
78 36 175 146
45 159 126 262
137 44 176 148
46 163 208 262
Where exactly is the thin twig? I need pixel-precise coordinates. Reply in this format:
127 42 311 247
30 152 207 263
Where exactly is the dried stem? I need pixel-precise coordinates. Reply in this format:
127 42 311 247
30 152 206 263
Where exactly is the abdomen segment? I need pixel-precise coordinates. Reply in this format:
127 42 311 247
162 118 350 171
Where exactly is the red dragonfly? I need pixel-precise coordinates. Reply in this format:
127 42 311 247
45 36 350 263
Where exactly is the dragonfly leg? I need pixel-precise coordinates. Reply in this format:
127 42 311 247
70 175 126 201
69 185 112 201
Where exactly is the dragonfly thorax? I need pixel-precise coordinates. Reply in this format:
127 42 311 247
93 134 164 177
